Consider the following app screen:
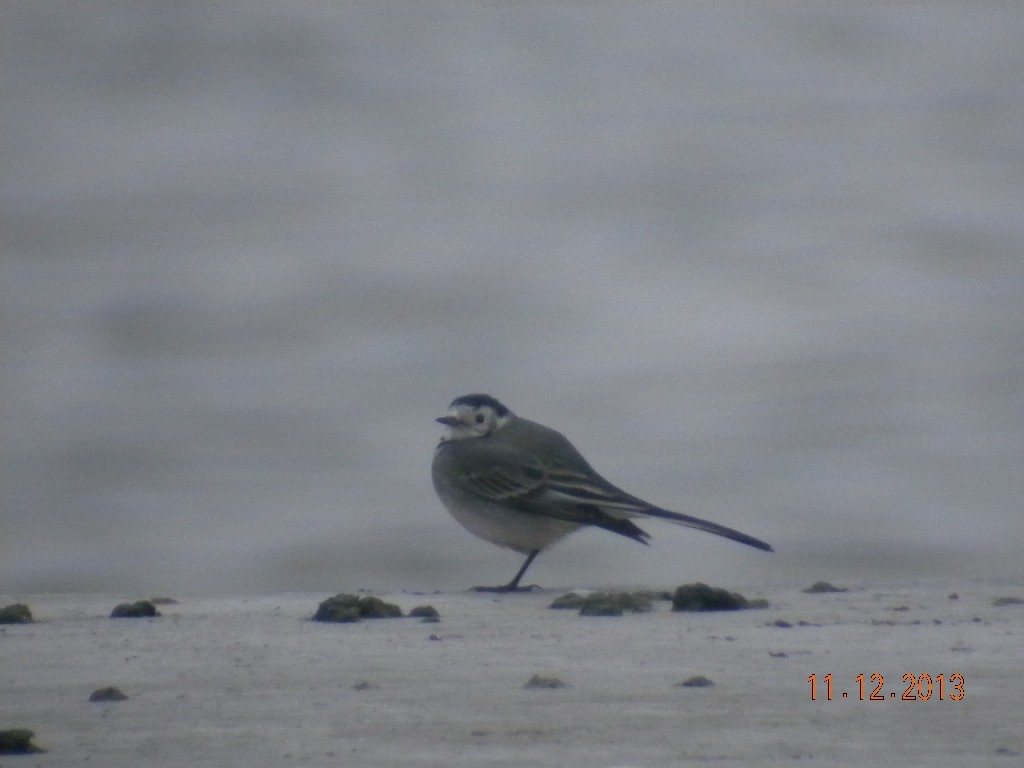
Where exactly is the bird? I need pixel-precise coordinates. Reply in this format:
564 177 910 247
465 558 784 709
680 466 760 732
431 394 772 591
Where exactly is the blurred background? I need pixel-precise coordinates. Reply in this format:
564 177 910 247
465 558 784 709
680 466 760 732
2 2 1022 595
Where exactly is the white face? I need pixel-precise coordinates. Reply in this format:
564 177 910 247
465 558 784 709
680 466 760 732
437 402 511 442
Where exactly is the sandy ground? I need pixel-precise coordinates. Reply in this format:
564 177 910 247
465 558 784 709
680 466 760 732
2 579 1022 767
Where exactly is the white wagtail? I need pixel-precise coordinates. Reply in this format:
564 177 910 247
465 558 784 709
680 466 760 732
431 394 773 591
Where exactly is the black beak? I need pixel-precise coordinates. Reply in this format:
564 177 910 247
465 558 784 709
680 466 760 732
436 415 461 426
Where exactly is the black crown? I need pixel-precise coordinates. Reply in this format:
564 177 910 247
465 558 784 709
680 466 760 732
449 394 510 417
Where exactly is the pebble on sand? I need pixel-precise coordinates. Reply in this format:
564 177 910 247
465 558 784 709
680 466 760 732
89 686 129 702
0 729 45 754
312 594 404 622
677 675 715 688
110 600 161 618
802 581 847 594
523 674 569 689
671 583 761 612
0 603 34 624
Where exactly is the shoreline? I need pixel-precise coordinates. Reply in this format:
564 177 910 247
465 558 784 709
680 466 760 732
3 578 1022 766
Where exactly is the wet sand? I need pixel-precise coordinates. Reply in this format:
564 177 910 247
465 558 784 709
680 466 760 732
2 579 1021 766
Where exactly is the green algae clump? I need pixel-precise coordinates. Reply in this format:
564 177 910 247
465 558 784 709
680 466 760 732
110 600 160 618
312 594 403 622
671 583 751 612
0 729 45 754
0 603 33 624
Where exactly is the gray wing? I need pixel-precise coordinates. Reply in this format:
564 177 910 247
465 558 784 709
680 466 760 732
443 422 773 552
443 436 654 544
532 464 773 551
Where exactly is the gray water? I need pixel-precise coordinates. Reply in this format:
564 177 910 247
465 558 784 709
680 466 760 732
3 2 1022 594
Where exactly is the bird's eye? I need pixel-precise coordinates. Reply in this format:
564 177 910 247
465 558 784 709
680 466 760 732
475 413 485 424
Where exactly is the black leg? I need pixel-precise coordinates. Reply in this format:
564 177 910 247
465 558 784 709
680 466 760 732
471 550 541 593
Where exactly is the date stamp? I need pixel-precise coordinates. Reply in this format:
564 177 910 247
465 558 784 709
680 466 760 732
808 673 965 701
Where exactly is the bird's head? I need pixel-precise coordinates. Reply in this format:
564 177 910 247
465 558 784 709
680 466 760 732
436 394 513 441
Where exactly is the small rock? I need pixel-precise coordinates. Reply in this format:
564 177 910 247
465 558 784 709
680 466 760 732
671 583 750 612
549 592 586 610
0 603 33 624
312 594 403 622
579 598 624 616
523 674 568 689
992 596 1024 607
802 581 847 594
772 619 793 628
409 605 440 622
313 595 362 622
110 600 160 618
947 592 959 600
358 595 403 618
578 591 654 617
352 680 376 690
0 729 44 754
313 599 360 622
677 675 714 688
89 686 128 702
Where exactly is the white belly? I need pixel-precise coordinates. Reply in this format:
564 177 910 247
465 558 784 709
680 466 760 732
432 457 580 553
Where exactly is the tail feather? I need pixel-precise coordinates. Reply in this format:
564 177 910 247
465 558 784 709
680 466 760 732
644 507 773 552
538 469 773 552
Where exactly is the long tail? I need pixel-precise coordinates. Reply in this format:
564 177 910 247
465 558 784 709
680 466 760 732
531 464 773 552
644 507 773 551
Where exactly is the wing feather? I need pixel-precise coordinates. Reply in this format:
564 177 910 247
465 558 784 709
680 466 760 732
442 417 772 552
